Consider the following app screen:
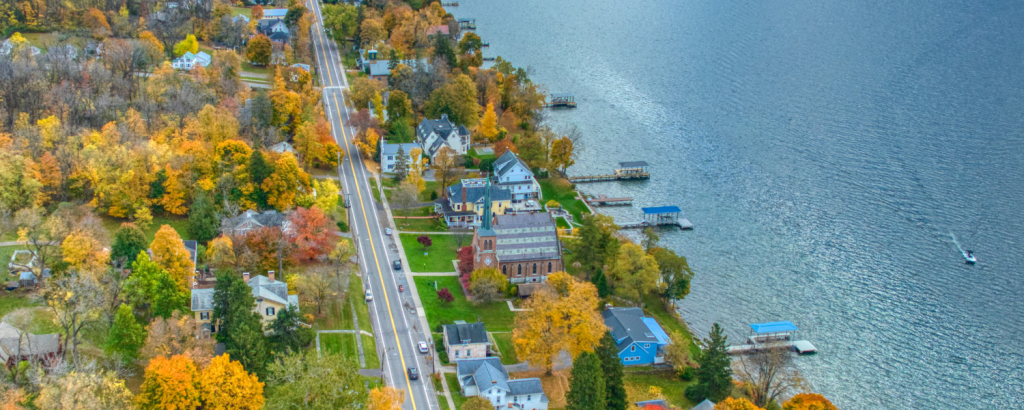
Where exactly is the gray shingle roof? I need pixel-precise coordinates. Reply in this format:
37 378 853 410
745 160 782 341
368 60 391 77
444 322 488 345
493 150 533 179
221 210 288 233
473 360 509 392
191 275 297 312
492 213 560 262
0 323 61 362
446 182 512 205
602 307 659 351
507 378 546 397
381 142 421 157
418 115 455 139
191 288 215 311
692 399 717 410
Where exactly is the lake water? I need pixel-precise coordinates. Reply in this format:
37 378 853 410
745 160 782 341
452 0 1024 408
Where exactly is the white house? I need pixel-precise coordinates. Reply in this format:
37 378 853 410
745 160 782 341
492 150 542 207
455 357 549 410
171 51 211 70
380 139 421 175
417 114 470 162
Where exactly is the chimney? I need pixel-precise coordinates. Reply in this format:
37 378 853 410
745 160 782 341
243 272 250 282
268 271 275 282
462 184 468 210
492 380 497 385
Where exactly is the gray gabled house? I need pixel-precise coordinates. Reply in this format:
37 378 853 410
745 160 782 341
442 321 490 361
455 357 549 410
220 209 291 237
416 114 470 162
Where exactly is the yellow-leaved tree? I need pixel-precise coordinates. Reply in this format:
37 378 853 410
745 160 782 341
136 354 202 410
61 230 110 275
513 272 606 374
313 178 340 214
715 397 765 410
406 148 427 194
199 354 265 410
206 236 236 268
150 225 195 291
782 393 838 410
608 242 662 304
263 152 311 211
550 136 575 174
368 386 405 410
477 101 498 141
159 166 189 216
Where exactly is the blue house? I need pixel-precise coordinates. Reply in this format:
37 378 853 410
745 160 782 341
602 307 671 366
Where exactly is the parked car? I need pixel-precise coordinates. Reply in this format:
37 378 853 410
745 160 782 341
384 228 392 235
418 341 429 354
407 367 419 380
364 290 373 302
393 259 402 270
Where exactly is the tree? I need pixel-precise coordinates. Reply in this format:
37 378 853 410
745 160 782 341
458 32 483 54
493 139 516 158
431 146 464 192
425 74 480 126
61 230 110 274
392 146 410 182
136 355 202 410
213 271 270 378
313 179 341 214
151 225 196 291
572 213 619 277
664 330 693 377
140 311 215 368
457 246 474 277
407 148 427 193
462 397 494 410
284 4 307 27
386 90 412 125
477 101 498 141
200 354 266 410
567 352 606 410
687 323 732 403
264 353 367 409
641 228 659 254
270 305 314 353
288 207 338 261
431 33 457 69
126 252 189 319
263 152 311 211
550 136 575 174
468 268 508 303
188 193 220 244
206 236 237 268
298 266 338 316
45 274 104 363
591 269 610 298
714 398 765 410
735 347 803 408
247 34 273 65
35 365 135 410
783 393 838 410
111 223 147 268
417 235 433 250
83 8 112 37
322 3 359 42
392 180 419 217
249 150 273 208
651 247 694 302
252 5 264 20
596 332 627 410
105 304 146 362
608 242 661 304
368 386 405 410
347 77 385 110
173 34 199 57
437 288 454 305
513 278 605 374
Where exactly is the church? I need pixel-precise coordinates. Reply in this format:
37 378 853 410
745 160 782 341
471 180 563 284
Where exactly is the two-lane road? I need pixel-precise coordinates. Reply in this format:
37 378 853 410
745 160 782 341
306 1 439 409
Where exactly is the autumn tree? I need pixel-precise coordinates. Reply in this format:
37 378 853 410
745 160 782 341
417 235 433 250
596 332 628 410
200 354 266 410
368 386 405 410
111 223 147 268
46 274 104 363
288 207 338 261
407 147 427 193
462 397 494 410
173 34 199 57
431 146 464 192
35 365 135 410
150 225 195 291
136 354 202 410
468 267 508 303
714 398 765 410
105 304 147 363
608 242 661 304
83 8 112 38
782 393 838 410
61 230 110 274
651 246 694 303
206 236 237 268
298 266 338 316
736 347 803 408
477 101 498 141
437 288 454 305
140 311 215 368
513 275 605 374
264 353 367 409
457 246 474 277
347 77 385 110
313 179 341 214
247 34 273 65
263 152 311 211
550 136 575 174
126 252 188 319
425 74 480 127
687 323 732 403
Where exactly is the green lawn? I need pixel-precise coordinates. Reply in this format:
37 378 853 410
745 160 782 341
0 245 29 269
231 6 253 19
555 216 571 229
420 181 441 202
445 373 468 409
431 374 451 410
413 276 515 332
642 292 700 357
539 178 590 222
399 234 459 272
100 214 189 243
623 370 697 410
368 179 382 203
320 333 358 359
395 217 447 232
490 332 519 365
362 334 380 369
19 32 59 50
242 62 273 76
467 149 496 161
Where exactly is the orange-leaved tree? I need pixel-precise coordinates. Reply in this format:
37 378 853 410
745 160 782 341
715 398 765 410
136 354 202 410
368 386 405 410
150 225 195 291
783 393 838 410
287 206 338 262
199 354 265 410
513 273 606 375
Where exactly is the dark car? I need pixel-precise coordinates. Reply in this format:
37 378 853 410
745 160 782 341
393 259 402 270
407 367 419 380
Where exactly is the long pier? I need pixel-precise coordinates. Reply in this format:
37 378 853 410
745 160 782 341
569 161 651 183
585 195 633 206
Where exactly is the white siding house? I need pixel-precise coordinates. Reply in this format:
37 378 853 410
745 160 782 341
493 150 542 207
417 114 470 162
171 51 211 70
455 358 548 410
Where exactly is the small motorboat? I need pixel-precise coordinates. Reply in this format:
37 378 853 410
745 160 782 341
963 250 977 264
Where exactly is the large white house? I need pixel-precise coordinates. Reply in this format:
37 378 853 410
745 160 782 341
455 357 548 410
417 114 470 162
492 150 542 207
380 140 421 175
171 51 212 70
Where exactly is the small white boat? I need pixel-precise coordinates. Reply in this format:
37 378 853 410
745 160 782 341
963 250 977 264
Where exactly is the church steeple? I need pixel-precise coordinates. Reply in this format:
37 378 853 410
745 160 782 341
479 176 495 235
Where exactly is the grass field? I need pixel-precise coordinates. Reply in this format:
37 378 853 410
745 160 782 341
231 6 252 19
319 333 358 357
0 293 60 335
413 276 515 332
394 217 447 232
539 178 590 222
490 332 519 365
445 373 468 409
420 181 441 202
399 234 459 272
623 370 697 409
100 214 189 243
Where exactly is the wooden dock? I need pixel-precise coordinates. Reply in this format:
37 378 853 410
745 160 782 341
569 161 651 183
442 2 458 6
543 93 577 108
585 195 633 206
618 205 693 230
458 18 476 30
619 219 693 230
727 321 817 355
726 340 817 355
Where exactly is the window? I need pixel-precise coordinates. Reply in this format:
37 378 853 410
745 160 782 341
200 312 209 320
455 350 460 358
548 262 552 272
466 350 471 357
533 263 537 274
631 345 636 352
266 307 275 316
503 265 507 275
527 395 531 401
645 344 650 348
518 265 522 276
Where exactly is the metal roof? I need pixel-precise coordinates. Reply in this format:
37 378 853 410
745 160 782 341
618 161 649 167
262 9 287 17
750 321 798 334
641 206 681 214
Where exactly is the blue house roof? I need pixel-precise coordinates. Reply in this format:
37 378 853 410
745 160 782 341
642 317 670 344
641 206 681 214
602 308 670 353
262 8 287 18
750 321 798 334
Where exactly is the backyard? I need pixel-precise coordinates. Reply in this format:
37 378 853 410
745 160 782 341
399 234 461 272
490 332 519 365
539 178 590 222
413 276 515 332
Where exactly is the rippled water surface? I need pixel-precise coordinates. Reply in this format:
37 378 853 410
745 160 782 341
453 0 1024 407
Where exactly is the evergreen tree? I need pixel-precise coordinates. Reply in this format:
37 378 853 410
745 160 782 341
392 146 409 183
567 352 606 410
686 322 733 403
187 193 220 244
432 34 457 69
591 269 610 298
251 91 274 130
249 150 273 209
149 168 168 200
105 304 147 362
111 223 147 267
213 271 270 378
270 305 314 353
596 332 627 410
213 271 247 343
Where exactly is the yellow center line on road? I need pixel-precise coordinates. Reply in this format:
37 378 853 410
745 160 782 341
309 2 418 407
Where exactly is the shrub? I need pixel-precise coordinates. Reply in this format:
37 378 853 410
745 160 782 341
336 221 349 232
437 288 454 305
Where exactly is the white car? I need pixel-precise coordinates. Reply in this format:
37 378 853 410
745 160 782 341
385 228 392 235
418 341 429 354
364 290 373 302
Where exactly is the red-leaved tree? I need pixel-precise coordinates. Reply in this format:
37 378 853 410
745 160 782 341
417 235 432 250
437 288 454 305
457 246 474 277
288 207 338 262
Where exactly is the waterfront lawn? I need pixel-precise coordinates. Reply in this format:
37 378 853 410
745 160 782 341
623 369 697 410
490 332 519 365
413 276 515 332
539 178 590 222
642 292 700 357
400 234 458 272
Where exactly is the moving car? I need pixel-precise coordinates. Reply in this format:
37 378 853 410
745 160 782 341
407 367 419 380
418 341 429 354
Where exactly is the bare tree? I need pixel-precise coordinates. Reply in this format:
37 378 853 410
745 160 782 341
431 146 465 194
298 266 339 316
391 180 420 217
45 274 105 365
734 348 805 408
452 227 472 249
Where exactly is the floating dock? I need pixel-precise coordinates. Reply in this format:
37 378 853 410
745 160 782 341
619 206 693 230
585 195 633 206
458 18 476 30
569 161 650 183
442 2 458 6
727 321 818 355
542 93 577 108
